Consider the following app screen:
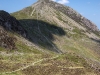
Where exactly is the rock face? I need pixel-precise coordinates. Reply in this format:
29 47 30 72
0 10 26 37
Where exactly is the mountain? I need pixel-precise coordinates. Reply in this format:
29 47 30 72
0 0 100 75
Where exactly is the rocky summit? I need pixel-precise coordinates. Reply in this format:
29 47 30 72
0 0 100 75
32 0 99 32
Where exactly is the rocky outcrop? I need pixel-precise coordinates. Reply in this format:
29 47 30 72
0 10 26 37
0 10 27 49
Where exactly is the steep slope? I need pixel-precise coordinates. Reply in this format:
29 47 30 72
0 0 100 75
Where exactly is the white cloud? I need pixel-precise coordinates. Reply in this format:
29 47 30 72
52 0 69 4
52 0 56 1
58 0 69 4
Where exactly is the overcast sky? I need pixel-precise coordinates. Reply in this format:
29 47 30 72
0 0 100 29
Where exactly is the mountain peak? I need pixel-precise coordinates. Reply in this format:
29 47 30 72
32 0 99 32
38 0 51 2
37 0 52 4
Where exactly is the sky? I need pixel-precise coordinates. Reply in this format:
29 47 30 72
0 0 100 29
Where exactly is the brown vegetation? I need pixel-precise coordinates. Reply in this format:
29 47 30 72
0 27 16 49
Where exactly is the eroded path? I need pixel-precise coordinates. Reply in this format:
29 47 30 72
0 55 85 75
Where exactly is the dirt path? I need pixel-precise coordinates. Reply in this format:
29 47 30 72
67 67 84 69
58 66 84 69
0 55 59 74
0 55 85 75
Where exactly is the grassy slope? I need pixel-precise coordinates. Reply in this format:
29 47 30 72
0 35 99 75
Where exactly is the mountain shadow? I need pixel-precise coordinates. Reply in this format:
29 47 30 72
19 19 66 53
